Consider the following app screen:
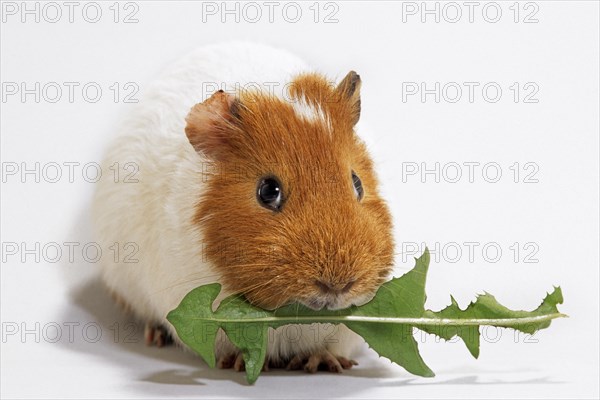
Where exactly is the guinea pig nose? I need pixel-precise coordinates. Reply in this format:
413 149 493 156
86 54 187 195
315 280 332 293
315 280 356 294
342 280 356 293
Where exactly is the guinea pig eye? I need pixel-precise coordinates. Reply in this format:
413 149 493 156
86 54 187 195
257 177 284 211
352 170 364 201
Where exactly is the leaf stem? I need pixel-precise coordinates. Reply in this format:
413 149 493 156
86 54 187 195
193 313 567 326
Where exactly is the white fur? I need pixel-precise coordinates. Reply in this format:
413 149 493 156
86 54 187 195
290 97 332 133
92 42 362 364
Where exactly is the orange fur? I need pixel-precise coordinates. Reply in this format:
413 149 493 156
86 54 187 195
185 72 394 310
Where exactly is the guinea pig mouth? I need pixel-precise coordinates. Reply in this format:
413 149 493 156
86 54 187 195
303 293 374 311
304 298 331 311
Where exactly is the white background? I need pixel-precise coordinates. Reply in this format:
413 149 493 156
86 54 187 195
1 1 598 398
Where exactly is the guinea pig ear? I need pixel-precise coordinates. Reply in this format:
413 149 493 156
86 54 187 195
185 90 240 160
336 71 361 126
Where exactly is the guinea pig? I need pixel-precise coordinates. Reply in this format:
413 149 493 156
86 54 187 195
92 42 394 373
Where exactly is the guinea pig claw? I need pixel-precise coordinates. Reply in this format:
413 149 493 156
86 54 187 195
233 353 245 372
216 353 236 369
144 322 173 347
262 357 270 372
338 356 359 369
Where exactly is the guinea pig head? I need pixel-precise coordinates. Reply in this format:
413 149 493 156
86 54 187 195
185 71 394 310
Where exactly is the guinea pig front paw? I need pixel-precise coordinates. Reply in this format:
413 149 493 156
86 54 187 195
286 350 358 373
217 353 245 372
143 322 173 347
217 353 271 372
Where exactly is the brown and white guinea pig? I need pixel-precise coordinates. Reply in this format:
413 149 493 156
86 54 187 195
92 42 394 372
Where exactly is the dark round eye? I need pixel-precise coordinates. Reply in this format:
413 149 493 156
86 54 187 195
257 177 284 211
352 170 364 201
